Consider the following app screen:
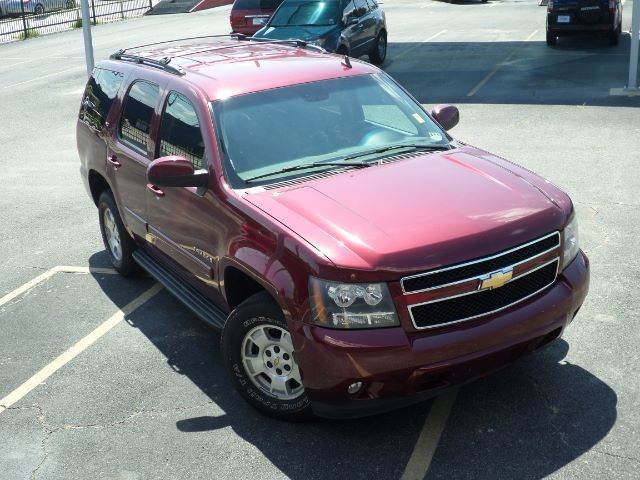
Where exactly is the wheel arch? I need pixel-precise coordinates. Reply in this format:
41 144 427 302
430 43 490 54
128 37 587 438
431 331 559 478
88 169 111 206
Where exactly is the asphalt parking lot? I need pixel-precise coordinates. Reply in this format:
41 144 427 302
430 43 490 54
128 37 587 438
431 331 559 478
1 1 639 478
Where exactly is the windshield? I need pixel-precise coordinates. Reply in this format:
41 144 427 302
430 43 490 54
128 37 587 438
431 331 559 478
212 74 451 187
270 0 340 26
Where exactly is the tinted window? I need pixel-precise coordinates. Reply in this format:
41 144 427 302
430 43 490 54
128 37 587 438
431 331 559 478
80 68 124 130
118 80 160 153
158 92 206 170
270 1 340 26
213 74 449 187
232 0 282 9
353 0 367 16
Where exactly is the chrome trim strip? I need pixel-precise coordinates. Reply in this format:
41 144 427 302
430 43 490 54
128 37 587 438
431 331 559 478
408 258 559 330
401 231 560 294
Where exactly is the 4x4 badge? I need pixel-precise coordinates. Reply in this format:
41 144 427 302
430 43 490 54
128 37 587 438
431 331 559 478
479 268 514 291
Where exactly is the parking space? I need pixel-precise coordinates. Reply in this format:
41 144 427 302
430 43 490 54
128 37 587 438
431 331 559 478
1 0 639 479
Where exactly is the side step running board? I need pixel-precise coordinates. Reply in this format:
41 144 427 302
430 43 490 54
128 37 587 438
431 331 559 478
133 250 227 330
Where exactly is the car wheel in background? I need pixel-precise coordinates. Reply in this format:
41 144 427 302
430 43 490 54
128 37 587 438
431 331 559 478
221 292 312 421
369 30 387 65
546 31 557 46
34 3 44 14
98 190 139 276
66 0 76 8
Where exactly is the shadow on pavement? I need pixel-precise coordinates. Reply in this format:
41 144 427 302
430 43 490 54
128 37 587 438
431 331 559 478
89 249 617 480
384 35 640 107
427 339 618 479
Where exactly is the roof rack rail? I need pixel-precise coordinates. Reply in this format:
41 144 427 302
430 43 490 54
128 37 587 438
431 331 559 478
110 50 187 76
109 34 327 76
244 37 326 53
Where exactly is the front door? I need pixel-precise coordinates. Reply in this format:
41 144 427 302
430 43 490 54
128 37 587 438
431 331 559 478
145 88 223 298
107 79 162 239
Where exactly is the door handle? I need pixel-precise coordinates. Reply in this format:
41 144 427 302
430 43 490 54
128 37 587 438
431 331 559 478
107 155 121 168
147 183 165 197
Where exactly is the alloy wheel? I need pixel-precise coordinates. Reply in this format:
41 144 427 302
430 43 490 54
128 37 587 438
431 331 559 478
241 324 304 400
103 207 122 262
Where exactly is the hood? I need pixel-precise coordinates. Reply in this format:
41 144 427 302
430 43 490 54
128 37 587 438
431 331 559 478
245 147 568 274
255 24 339 42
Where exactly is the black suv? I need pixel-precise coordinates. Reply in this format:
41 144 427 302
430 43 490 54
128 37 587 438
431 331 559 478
546 0 623 46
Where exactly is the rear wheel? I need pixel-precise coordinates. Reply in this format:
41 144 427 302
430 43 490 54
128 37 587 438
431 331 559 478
546 30 557 46
369 30 387 65
221 292 312 421
98 190 138 276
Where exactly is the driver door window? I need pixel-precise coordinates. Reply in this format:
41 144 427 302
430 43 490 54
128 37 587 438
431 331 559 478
158 91 206 170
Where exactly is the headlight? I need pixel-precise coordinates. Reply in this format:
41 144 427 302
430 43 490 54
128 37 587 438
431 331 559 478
309 278 399 329
561 213 580 269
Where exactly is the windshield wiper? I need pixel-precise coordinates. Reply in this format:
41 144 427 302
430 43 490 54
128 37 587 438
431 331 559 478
342 143 451 163
244 160 371 183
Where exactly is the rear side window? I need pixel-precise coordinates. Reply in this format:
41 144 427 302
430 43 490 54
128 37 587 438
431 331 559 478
158 92 206 170
118 80 160 154
80 68 124 130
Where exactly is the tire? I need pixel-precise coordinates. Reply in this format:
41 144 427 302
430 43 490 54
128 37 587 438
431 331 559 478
546 30 557 46
98 190 139 276
369 30 387 65
34 3 44 14
221 292 313 421
66 0 76 8
609 25 620 46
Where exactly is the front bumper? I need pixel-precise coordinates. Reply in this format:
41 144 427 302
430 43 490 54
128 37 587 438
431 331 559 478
296 251 589 419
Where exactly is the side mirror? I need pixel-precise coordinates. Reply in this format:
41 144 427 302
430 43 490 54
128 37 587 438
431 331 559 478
147 156 209 188
431 104 459 131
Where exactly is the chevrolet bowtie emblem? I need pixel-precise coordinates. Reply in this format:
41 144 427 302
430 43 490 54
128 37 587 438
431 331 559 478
479 268 513 291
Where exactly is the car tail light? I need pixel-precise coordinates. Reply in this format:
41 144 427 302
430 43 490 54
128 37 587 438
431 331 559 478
547 0 554 11
608 0 615 12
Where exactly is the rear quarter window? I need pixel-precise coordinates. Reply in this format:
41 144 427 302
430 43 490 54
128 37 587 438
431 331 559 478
79 68 125 130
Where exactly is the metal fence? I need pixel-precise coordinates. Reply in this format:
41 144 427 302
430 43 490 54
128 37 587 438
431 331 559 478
0 0 157 43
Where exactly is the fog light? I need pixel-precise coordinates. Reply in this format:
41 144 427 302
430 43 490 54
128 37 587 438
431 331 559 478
347 382 363 394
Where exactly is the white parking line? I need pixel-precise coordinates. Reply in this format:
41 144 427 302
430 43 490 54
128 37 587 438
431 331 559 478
0 265 118 308
2 66 84 90
467 29 538 97
394 30 448 61
0 283 162 414
401 389 458 480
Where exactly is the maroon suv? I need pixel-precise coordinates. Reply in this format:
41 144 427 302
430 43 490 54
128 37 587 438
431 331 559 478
77 37 589 420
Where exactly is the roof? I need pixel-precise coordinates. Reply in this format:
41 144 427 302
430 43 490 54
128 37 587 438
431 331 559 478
117 40 379 101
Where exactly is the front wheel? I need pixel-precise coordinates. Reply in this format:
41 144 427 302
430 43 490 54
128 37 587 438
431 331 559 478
369 31 387 65
221 292 312 421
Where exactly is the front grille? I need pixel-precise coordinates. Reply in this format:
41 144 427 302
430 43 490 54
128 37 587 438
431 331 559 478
410 260 559 329
402 232 560 293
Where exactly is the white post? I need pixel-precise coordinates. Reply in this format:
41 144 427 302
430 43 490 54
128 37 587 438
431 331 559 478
80 0 94 76
628 0 640 90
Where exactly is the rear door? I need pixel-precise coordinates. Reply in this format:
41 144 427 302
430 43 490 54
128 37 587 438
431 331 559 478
107 77 164 239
